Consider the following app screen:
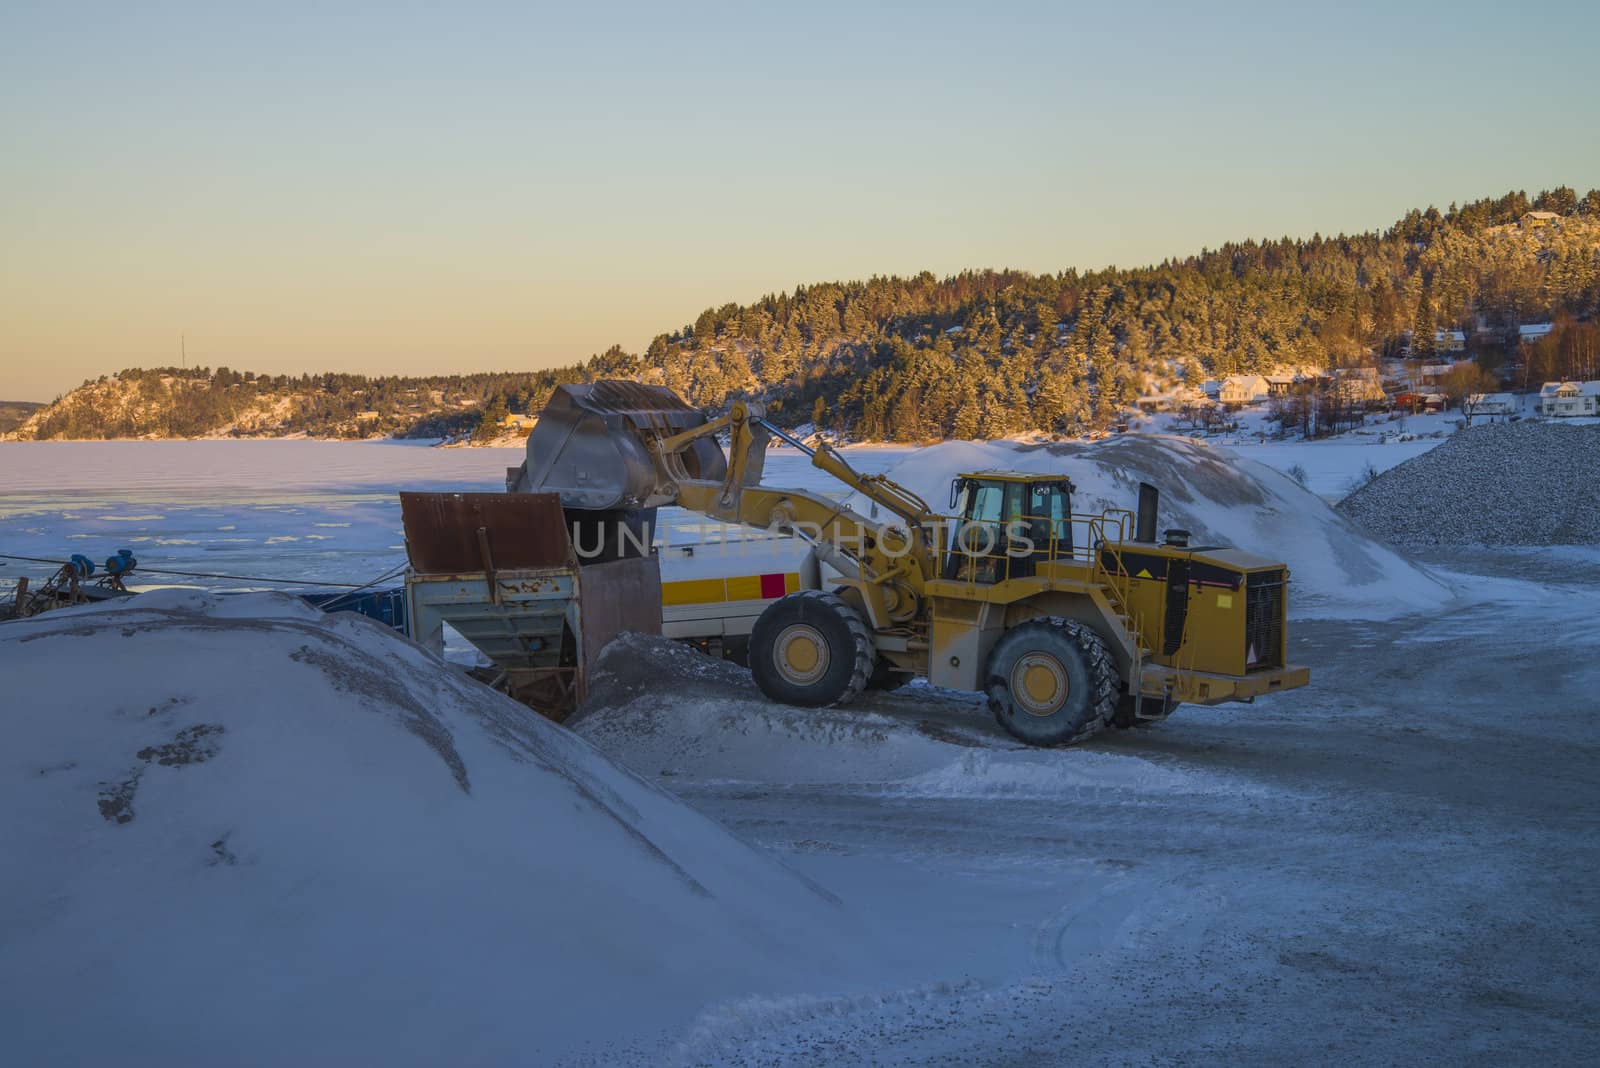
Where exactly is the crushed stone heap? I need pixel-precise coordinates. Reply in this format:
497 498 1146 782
0 590 865 1064
1339 421 1600 546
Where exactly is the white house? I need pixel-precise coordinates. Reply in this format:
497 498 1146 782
1466 392 1517 421
1218 374 1270 406
1332 367 1386 405
1538 381 1600 417
1135 385 1207 412
1418 362 1467 386
1520 323 1555 344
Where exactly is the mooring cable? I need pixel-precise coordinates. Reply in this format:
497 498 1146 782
0 551 404 591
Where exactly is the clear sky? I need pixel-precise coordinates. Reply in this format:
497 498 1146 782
2 1 1596 401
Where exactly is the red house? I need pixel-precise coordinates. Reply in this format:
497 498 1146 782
1393 391 1446 414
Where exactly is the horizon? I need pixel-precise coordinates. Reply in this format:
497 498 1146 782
4 1 1599 402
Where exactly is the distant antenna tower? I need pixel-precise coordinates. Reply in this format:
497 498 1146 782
181 332 187 369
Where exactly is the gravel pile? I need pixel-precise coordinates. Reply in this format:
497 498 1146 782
1339 421 1600 546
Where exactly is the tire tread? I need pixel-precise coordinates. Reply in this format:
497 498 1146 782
986 616 1119 746
753 589 874 707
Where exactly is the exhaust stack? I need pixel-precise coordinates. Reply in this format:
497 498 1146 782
1136 482 1159 543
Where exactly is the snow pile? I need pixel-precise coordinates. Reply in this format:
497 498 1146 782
0 592 869 1064
893 747 1244 799
575 635 1253 799
1339 422 1600 546
837 436 1452 619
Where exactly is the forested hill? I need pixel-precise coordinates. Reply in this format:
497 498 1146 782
12 187 1600 443
0 401 44 435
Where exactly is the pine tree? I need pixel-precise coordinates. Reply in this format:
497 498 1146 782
951 387 981 439
474 396 509 442
1412 286 1437 360
1034 373 1069 433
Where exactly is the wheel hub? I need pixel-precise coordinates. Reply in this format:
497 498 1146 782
774 623 830 685
1012 652 1068 716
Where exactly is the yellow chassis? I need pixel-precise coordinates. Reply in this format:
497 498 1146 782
1139 662 1311 705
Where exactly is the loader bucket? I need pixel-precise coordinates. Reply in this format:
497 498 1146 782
508 381 728 510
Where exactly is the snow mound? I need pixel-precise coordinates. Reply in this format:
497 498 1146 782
0 592 867 1064
575 635 1252 798
1339 421 1600 546
840 436 1453 619
894 748 1260 799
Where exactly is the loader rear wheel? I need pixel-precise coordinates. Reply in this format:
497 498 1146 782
985 618 1118 747
750 590 875 707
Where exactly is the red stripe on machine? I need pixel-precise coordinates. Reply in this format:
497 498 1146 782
760 572 787 599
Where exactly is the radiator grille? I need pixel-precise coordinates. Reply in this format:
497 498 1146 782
1244 572 1285 670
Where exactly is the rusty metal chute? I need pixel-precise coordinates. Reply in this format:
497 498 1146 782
399 491 576 573
399 491 661 721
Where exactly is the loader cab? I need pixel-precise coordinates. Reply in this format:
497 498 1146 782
945 472 1074 582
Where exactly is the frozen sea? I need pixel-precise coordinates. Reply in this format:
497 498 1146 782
0 427 1439 594
0 440 914 592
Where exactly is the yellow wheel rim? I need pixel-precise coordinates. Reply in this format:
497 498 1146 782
775 623 829 686
1012 652 1068 716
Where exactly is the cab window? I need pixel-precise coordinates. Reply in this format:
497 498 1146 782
967 482 1007 524
1029 482 1072 551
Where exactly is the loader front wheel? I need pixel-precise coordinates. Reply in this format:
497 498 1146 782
986 618 1118 746
750 591 875 708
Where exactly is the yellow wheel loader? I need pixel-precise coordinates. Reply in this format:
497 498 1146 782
509 381 1309 746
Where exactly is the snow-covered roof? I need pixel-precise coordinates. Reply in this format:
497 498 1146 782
1520 323 1554 339
1541 381 1596 397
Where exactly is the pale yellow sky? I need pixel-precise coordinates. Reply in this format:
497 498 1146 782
4 1 1595 401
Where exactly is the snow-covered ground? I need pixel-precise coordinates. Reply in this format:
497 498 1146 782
1139 407 1460 500
4 435 1596 1063
573 568 1600 1063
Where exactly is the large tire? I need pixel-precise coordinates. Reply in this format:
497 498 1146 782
750 590 875 707
985 617 1118 746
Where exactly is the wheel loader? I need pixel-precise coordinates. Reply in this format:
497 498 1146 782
507 381 1309 746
